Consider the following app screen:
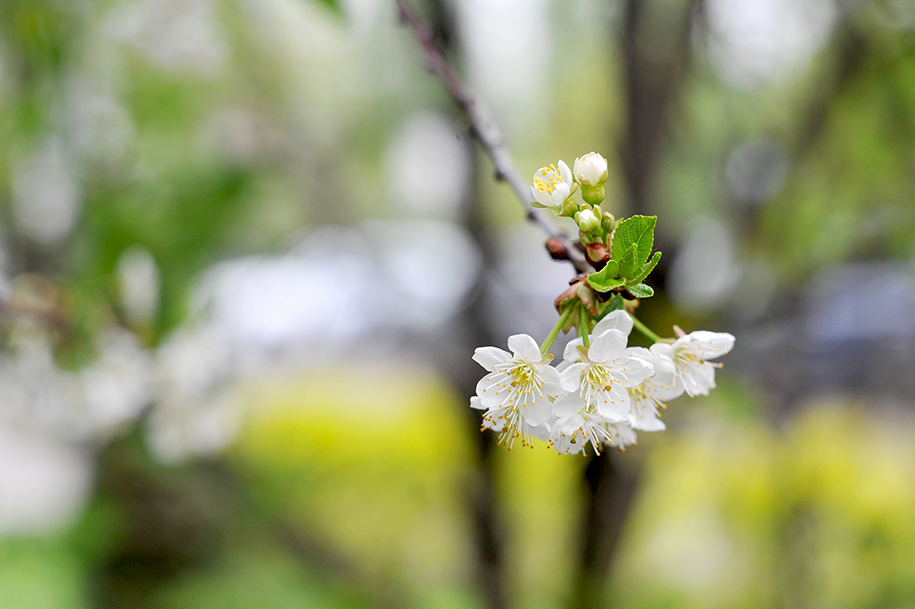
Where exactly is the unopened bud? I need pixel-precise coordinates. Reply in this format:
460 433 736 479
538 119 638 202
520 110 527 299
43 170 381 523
576 208 601 236
573 152 609 187
576 282 599 316
559 196 579 217
545 238 569 261
585 242 609 266
581 184 605 206
601 212 616 236
554 276 587 310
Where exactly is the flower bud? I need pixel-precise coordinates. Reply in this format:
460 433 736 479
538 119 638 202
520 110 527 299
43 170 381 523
581 184 605 206
559 196 579 218
574 152 609 205
575 282 599 316
573 152 608 187
585 242 609 266
545 238 569 261
576 209 601 236
601 212 616 236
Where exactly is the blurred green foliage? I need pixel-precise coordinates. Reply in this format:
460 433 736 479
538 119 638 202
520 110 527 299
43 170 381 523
1 0 915 608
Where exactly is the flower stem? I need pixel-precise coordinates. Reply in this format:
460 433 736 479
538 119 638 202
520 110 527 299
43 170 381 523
541 304 575 353
579 305 591 348
629 312 663 343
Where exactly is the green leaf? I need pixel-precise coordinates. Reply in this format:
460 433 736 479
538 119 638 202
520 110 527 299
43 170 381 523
625 251 662 287
609 294 624 310
619 242 639 278
587 273 624 293
587 260 622 292
626 283 654 299
597 295 625 317
611 215 657 267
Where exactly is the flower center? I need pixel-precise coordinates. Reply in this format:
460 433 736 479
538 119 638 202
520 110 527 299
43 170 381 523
581 363 615 409
533 165 562 195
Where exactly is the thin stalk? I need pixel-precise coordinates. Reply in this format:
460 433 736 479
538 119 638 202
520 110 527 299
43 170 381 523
628 312 663 343
541 304 575 353
579 306 591 348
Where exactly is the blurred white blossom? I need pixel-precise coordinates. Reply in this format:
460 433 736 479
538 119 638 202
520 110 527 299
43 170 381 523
79 330 155 436
11 138 81 246
0 427 93 535
148 324 241 463
104 0 228 75
117 246 161 326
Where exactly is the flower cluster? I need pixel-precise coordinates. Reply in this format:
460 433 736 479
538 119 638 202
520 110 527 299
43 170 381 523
470 152 735 455
472 311 733 455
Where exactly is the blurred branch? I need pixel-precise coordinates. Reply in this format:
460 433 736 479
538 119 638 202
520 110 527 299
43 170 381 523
620 0 702 215
399 3 510 607
568 451 642 609
566 2 704 607
394 0 589 274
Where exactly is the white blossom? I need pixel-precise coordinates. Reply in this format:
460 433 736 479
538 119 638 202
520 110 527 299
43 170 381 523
471 396 551 445
650 330 735 397
473 334 562 448
558 310 653 419
530 160 572 210
573 152 608 186
548 393 618 455
625 347 683 431
604 420 638 451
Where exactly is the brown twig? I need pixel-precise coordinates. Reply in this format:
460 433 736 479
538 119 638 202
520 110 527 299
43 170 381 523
394 0 589 275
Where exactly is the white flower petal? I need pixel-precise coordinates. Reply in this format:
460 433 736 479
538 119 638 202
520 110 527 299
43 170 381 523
476 372 509 407
531 184 553 208
526 421 552 442
552 392 588 418
649 342 674 360
562 337 584 363
554 413 585 437
588 329 627 364
681 361 717 397
538 365 563 396
558 159 572 185
627 391 666 431
472 346 512 371
560 362 588 392
595 386 630 419
618 353 655 386
520 389 553 426
606 421 638 448
688 331 735 359
531 162 572 209
593 310 633 338
507 334 542 363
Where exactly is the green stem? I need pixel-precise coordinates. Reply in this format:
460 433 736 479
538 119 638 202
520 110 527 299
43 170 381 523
541 304 576 353
579 305 591 348
629 312 663 343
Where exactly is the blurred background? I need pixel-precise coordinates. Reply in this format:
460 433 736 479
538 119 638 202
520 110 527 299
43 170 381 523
1 0 914 607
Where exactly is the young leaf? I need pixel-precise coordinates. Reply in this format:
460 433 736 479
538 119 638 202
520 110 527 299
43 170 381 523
626 283 654 299
588 273 624 293
626 251 662 287
610 215 657 266
587 260 621 292
619 242 639 278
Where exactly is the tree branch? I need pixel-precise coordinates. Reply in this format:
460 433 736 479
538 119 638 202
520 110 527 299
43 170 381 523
394 0 589 274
